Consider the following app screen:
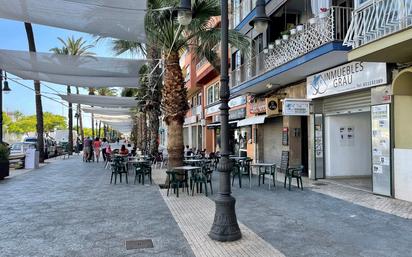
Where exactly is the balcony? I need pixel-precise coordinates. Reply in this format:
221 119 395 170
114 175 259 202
343 0 412 62
230 6 352 92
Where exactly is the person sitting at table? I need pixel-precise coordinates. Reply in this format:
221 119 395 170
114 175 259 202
119 144 129 155
184 145 190 156
106 145 112 156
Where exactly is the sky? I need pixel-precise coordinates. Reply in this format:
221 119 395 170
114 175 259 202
0 18 129 128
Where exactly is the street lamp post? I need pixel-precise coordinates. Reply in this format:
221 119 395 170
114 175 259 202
207 0 242 242
0 70 11 143
177 0 269 242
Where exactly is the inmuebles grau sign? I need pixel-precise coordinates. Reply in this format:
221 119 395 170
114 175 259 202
307 62 387 99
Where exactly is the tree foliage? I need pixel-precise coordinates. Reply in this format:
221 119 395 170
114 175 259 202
8 112 67 134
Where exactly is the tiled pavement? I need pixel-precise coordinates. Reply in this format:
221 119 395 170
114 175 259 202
0 156 194 257
2 156 412 257
160 189 285 257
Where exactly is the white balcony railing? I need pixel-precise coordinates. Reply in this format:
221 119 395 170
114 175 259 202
344 0 412 49
230 6 352 89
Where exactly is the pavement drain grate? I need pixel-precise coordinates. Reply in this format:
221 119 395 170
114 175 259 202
125 239 154 250
312 182 328 186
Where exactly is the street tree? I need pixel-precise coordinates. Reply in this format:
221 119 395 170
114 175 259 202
24 22 45 162
50 36 95 153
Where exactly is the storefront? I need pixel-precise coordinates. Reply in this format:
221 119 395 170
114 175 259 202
183 115 202 152
237 82 309 168
205 95 247 154
307 61 391 195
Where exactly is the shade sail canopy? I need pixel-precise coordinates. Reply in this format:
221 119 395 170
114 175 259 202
60 94 138 108
94 114 131 122
237 115 267 127
0 0 147 41
82 107 132 116
0 49 144 87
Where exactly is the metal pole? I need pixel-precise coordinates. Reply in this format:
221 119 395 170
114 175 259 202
0 69 3 144
209 0 242 242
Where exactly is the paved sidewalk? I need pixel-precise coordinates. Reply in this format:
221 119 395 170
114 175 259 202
0 156 194 257
161 189 285 257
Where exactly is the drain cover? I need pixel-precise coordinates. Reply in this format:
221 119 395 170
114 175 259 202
125 239 154 250
312 182 328 186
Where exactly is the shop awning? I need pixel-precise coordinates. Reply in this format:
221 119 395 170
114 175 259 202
0 50 145 88
206 121 238 128
237 115 267 127
0 0 147 41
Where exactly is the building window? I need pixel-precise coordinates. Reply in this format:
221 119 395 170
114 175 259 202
207 82 220 105
354 0 371 8
185 65 190 82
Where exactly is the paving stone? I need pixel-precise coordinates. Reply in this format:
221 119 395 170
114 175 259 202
0 156 195 257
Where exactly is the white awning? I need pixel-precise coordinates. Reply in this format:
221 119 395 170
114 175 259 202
0 50 144 88
59 94 138 108
94 114 131 122
237 115 267 127
0 0 147 41
82 107 132 116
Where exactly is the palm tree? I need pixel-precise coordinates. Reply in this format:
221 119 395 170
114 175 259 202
50 36 95 154
113 0 249 168
24 22 45 162
97 88 118 96
147 0 249 168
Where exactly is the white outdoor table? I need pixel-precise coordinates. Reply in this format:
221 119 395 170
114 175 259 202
250 163 277 189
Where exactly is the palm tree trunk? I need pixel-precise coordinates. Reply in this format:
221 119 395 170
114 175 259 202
91 113 95 138
142 111 147 153
76 87 84 141
67 85 73 154
147 46 162 157
24 22 45 163
162 51 189 169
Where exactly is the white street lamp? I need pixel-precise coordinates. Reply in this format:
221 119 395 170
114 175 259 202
177 0 192 26
249 0 270 34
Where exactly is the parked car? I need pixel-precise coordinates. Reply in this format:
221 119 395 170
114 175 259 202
9 142 37 157
23 136 57 158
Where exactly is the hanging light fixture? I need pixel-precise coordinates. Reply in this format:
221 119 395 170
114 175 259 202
249 0 270 34
3 72 11 94
177 0 192 26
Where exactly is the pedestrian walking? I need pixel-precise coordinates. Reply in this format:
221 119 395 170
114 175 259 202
101 138 109 161
93 137 101 163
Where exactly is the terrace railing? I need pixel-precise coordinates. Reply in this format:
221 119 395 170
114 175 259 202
344 0 412 49
230 6 353 89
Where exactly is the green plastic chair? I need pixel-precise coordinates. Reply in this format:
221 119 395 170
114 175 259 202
134 162 152 185
110 162 128 184
258 164 276 188
166 170 189 197
232 158 252 188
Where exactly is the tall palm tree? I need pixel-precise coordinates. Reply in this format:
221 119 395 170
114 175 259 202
50 36 95 154
114 0 249 168
147 0 249 168
24 23 45 162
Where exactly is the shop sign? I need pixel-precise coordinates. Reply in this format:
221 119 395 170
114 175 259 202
282 99 311 116
213 108 246 122
229 95 246 108
266 97 281 116
206 104 220 115
184 115 197 125
250 98 266 114
229 108 246 120
206 96 246 115
307 62 387 99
